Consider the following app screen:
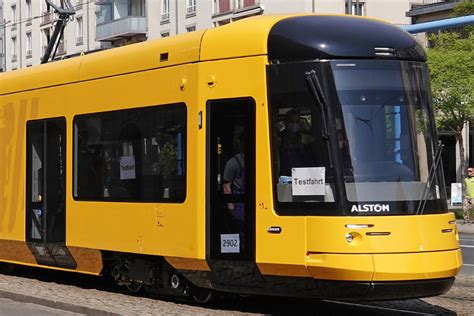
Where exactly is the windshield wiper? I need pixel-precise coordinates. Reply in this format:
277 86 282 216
305 70 333 169
416 141 444 215
305 70 330 139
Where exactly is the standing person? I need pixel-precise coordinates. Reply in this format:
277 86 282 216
463 167 474 224
223 132 245 231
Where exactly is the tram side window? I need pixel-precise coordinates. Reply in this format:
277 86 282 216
74 103 186 202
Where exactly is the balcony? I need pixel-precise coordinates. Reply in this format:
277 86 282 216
43 42 66 57
41 12 53 25
421 0 460 5
213 0 262 19
407 0 462 20
56 42 66 56
161 12 170 24
96 16 147 42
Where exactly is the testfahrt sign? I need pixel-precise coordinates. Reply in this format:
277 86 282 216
292 167 325 196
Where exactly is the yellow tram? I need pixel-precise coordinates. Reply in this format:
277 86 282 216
0 14 462 301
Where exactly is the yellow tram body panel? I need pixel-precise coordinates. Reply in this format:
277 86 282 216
305 249 462 281
0 30 208 273
256 212 462 281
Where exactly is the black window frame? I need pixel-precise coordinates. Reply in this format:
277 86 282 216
267 62 342 216
72 103 187 203
26 116 67 243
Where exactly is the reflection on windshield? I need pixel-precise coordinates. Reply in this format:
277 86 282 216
268 62 336 206
268 60 447 215
332 61 445 204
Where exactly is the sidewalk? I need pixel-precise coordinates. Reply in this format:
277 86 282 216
457 220 474 234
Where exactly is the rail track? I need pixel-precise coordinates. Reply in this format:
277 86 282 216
0 265 469 315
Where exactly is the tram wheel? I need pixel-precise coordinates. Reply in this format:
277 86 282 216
126 282 143 293
192 288 214 304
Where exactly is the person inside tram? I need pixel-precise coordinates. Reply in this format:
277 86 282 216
279 110 315 176
223 132 245 231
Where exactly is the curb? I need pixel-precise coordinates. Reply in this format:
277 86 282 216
0 289 119 316
456 221 474 234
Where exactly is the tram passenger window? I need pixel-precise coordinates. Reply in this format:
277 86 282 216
74 103 186 202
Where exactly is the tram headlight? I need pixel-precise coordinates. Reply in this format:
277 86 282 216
345 233 354 243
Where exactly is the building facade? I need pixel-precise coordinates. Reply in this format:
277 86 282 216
1 0 108 71
1 3 4 72
0 0 415 72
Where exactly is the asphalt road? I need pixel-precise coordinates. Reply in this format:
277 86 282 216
0 298 84 316
459 232 474 276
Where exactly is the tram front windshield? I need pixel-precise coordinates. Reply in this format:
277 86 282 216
268 60 447 215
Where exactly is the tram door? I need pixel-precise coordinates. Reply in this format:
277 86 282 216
26 118 76 269
208 99 255 261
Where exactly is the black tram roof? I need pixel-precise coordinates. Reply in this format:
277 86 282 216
268 15 426 63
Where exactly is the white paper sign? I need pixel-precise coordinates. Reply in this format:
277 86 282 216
120 156 136 180
292 167 325 196
451 183 462 206
220 234 240 253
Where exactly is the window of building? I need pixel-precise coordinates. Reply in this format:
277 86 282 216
11 5 17 30
26 0 32 19
220 0 231 13
43 0 51 13
11 5 17 22
243 0 256 7
187 0 197 15
42 28 52 55
74 103 187 202
130 0 145 16
26 32 32 58
161 31 170 38
76 16 83 45
161 0 170 22
75 0 83 9
96 3 113 24
26 0 33 26
235 0 255 8
346 1 365 16
11 37 17 61
186 25 196 32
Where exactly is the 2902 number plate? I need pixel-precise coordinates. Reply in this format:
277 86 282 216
220 234 240 253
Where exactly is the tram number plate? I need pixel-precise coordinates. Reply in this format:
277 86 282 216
220 234 240 253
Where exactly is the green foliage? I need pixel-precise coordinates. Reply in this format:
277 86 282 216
452 0 474 35
155 143 178 177
452 0 474 17
427 31 474 133
453 208 474 220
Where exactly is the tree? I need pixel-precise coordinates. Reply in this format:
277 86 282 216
427 1 474 204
